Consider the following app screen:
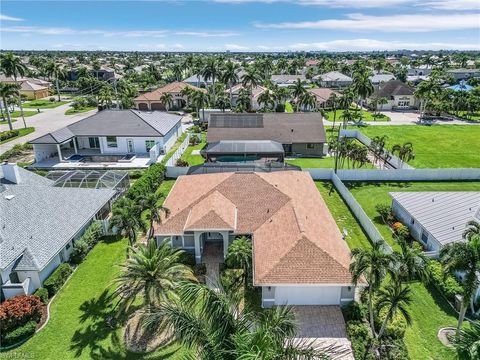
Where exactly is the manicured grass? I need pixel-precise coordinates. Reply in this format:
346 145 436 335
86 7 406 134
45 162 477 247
315 181 372 250
23 99 69 108
284 101 294 113
8 237 189 359
161 132 187 165
359 125 480 168
0 118 17 125
180 132 206 166
286 156 376 169
0 127 35 144
324 109 390 122
156 179 176 203
65 106 96 115
7 110 38 118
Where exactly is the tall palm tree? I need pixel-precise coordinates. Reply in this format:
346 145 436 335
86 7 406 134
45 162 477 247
352 69 374 119
180 86 193 109
257 88 275 111
328 92 339 129
44 60 62 101
1 52 28 128
236 88 251 112
452 320 480 360
414 77 442 120
201 57 221 104
463 220 480 242
0 82 19 130
192 90 208 120
160 92 174 111
144 281 330 360
109 197 145 248
299 92 316 112
241 67 261 109
171 64 183 82
225 236 252 287
392 239 430 283
221 60 240 106
350 239 394 336
114 239 194 312
290 79 307 111
376 283 412 339
139 193 170 240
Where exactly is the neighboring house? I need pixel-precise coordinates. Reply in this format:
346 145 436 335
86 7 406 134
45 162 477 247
67 66 116 81
447 69 480 82
134 81 205 111
155 171 363 307
228 83 267 110
0 163 117 299
201 140 285 163
207 113 327 157
29 110 183 168
307 88 340 109
406 75 429 85
407 66 433 76
183 74 212 87
0 74 50 100
313 71 352 88
448 80 474 92
270 74 307 87
369 73 395 85
368 80 417 110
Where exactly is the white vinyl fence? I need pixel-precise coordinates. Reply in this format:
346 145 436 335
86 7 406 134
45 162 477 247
165 133 191 167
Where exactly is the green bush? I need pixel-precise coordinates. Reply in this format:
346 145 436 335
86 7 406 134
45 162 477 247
126 163 166 200
43 263 73 297
178 252 196 267
33 288 49 304
175 159 189 167
342 301 367 322
427 260 463 301
346 321 375 360
0 129 20 142
378 338 410 360
2 320 37 346
70 239 89 264
379 310 407 339
69 222 103 264
375 203 393 223
275 103 285 112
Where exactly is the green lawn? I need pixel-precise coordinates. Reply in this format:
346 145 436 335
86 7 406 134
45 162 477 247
65 106 97 115
359 125 480 168
7 110 39 118
180 132 206 166
156 179 176 202
23 100 69 108
161 132 187 165
284 101 294 113
315 181 372 250
0 127 35 144
0 118 17 125
7 237 189 359
324 109 391 122
286 156 376 169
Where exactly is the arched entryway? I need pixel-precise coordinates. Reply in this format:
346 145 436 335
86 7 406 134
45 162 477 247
194 231 229 263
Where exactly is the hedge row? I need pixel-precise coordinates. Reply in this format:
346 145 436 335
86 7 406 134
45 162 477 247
33 288 48 304
0 129 20 142
2 320 37 346
70 221 103 264
125 163 166 200
43 263 73 297
427 259 463 301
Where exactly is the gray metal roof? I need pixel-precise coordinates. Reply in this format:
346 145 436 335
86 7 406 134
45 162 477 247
0 168 115 271
29 110 183 144
390 192 480 247
204 140 285 154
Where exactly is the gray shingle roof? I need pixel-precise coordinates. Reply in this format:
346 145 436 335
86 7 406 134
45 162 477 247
390 192 480 247
374 80 414 98
30 110 183 144
0 168 115 271
204 140 285 154
314 71 352 82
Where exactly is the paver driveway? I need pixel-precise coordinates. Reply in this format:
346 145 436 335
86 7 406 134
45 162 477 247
292 305 354 360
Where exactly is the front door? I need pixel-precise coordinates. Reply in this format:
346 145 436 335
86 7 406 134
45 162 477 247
126 139 135 153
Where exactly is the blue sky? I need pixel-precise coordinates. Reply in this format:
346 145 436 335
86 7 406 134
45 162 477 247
1 0 479 52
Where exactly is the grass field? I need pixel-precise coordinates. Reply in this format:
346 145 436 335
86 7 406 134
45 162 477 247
180 132 206 166
284 101 294 113
286 156 376 169
161 132 187 165
8 110 38 118
7 237 189 359
324 109 391 122
0 127 35 144
0 118 17 125
65 106 96 115
23 100 69 108
359 125 480 168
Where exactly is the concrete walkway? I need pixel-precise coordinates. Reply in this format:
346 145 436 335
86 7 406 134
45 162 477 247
202 243 223 291
0 103 97 154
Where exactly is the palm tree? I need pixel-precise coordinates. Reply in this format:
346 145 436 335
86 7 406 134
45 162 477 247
377 97 388 114
452 320 480 360
44 60 62 101
171 64 183 82
0 52 28 128
290 79 307 111
98 86 114 109
179 86 193 109
391 142 415 164
376 283 412 339
299 92 316 112
114 238 194 312
0 82 19 130
201 57 221 104
352 69 374 119
328 92 339 129
109 197 145 248
441 233 480 328
221 60 240 106
192 90 208 120
144 281 330 359
225 236 252 287
236 88 251 112
160 92 174 111
139 193 170 240
340 109 354 129
241 67 261 109
463 220 480 242
350 239 394 336
392 239 430 283
414 77 442 120
257 88 275 111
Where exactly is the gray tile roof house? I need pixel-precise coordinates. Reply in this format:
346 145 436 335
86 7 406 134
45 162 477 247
0 164 116 298
390 192 480 250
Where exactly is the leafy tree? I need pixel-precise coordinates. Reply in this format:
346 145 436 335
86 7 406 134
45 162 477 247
225 236 252 287
221 60 240 106
391 142 415 164
241 67 261 109
453 320 480 360
376 283 412 339
463 220 480 242
109 197 145 248
139 193 170 240
392 239 430 283
352 69 374 119
44 60 64 101
160 92 174 111
201 57 221 104
0 82 19 130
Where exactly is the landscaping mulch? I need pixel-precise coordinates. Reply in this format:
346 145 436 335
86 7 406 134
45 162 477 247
124 311 173 353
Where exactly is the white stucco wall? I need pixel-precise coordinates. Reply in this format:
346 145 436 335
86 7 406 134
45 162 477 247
33 144 58 162
98 136 164 154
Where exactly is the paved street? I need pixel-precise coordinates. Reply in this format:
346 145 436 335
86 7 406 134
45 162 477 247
0 103 97 154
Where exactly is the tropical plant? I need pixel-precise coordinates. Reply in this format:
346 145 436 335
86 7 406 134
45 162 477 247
328 92 339 129
350 239 394 336
299 92 316 112
257 88 276 111
201 57 221 104
44 60 63 101
98 86 114 109
376 283 412 339
160 92 174 111
241 67 261 109
109 197 145 247
391 142 415 164
452 320 480 360
236 88 251 112
290 79 307 111
0 82 19 130
192 90 208 120
114 239 194 312
225 236 252 287
463 220 480 242
414 76 442 120
392 239 430 283
139 193 170 240
352 69 374 119
221 60 240 106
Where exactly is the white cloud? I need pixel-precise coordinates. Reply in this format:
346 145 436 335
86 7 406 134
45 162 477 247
224 43 249 50
174 31 239 37
419 0 480 10
255 13 480 32
0 14 24 21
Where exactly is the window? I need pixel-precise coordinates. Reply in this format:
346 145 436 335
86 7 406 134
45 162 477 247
410 218 415 225
89 137 100 148
66 242 71 250
106 136 117 148
421 230 428 243
145 140 156 152
306 143 315 149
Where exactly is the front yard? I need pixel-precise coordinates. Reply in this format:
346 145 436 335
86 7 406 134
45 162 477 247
23 100 69 109
359 125 480 168
0 127 35 144
324 109 391 122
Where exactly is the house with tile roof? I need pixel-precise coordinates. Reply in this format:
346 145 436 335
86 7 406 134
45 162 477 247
0 163 117 299
0 74 50 100
29 109 183 169
155 171 363 307
228 83 268 110
134 81 205 111
307 88 340 109
367 80 418 110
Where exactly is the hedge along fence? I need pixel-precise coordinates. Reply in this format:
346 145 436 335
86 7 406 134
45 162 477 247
43 263 73 297
0 129 20 142
125 163 166 200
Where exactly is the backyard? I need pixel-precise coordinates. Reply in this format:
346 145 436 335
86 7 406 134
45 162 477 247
359 125 480 168
180 132 206 166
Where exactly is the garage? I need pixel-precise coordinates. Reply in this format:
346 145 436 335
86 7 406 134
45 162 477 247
151 102 166 111
274 286 341 305
138 102 149 111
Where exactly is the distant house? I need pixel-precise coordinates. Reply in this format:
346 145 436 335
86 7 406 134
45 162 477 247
155 171 363 307
307 88 340 109
407 66 433 76
447 69 480 82
0 164 118 299
270 74 307 87
183 74 212 87
207 113 327 157
0 74 50 100
67 66 116 81
29 110 183 168
228 83 267 110
134 81 205 111
368 80 417 110
369 73 395 85
313 71 352 88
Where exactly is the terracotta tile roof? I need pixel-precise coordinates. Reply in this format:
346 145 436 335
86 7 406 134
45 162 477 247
155 171 358 286
228 83 267 99
134 81 205 101
307 88 340 103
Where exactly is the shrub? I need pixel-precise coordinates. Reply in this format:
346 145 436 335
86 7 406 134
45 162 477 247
189 125 201 133
49 97 55 102
0 129 20 142
392 222 404 232
189 135 200 146
375 204 393 223
427 260 463 301
346 321 375 360
43 263 73 297
342 301 367 322
178 252 196 267
126 163 165 200
0 295 43 333
70 238 89 264
175 159 189 167
377 309 407 339
378 338 410 360
33 288 49 304
2 320 37 346
81 221 103 248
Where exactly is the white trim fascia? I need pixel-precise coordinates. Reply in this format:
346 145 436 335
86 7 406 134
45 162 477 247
255 283 360 287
